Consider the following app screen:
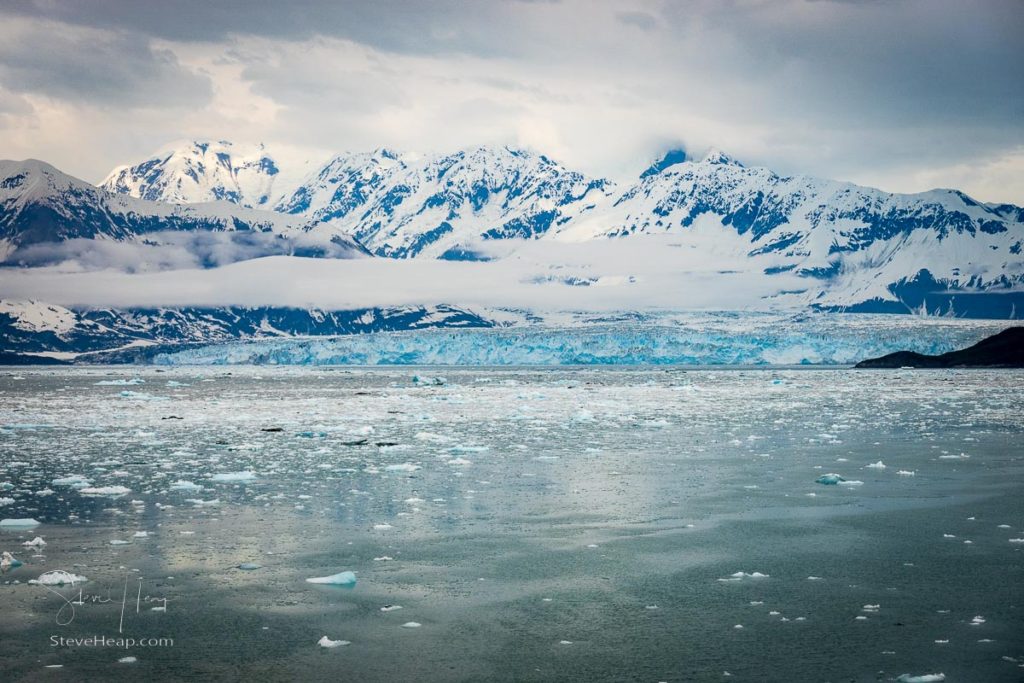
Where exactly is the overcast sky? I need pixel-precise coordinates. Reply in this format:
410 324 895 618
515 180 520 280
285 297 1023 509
0 0 1021 203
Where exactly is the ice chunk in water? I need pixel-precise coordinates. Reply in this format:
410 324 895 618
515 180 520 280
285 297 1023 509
169 480 204 491
210 471 257 483
52 475 91 488
1 518 40 527
816 474 845 485
306 571 357 586
385 463 421 472
1 551 23 570
318 636 350 648
0 497 14 506
896 675 945 683
401 622 422 628
866 461 886 469
237 563 262 571
22 536 45 548
79 486 131 496
30 570 87 585
718 571 769 582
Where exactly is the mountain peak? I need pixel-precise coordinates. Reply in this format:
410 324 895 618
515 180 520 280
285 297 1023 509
701 148 743 167
640 149 688 179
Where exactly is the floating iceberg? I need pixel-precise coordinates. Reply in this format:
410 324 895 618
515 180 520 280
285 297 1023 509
816 474 845 485
169 480 204 491
210 471 257 483
1 551 23 570
30 570 87 586
318 636 350 648
52 475 91 487
384 463 421 472
79 486 131 496
866 461 886 469
22 536 45 548
897 675 945 683
0 518 40 527
306 571 357 586
0 497 13 506
718 571 769 582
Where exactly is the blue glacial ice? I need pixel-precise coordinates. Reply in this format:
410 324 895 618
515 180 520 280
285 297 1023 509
306 571 357 586
153 313 1009 366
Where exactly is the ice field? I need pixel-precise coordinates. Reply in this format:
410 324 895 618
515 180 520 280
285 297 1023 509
0 366 1022 681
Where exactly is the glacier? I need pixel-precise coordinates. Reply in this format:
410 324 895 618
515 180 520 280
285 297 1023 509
153 313 1008 366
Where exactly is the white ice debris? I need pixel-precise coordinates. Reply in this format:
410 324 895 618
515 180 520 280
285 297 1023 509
118 656 138 663
169 480 204 491
866 461 886 469
0 518 40 527
896 675 945 683
1 551 23 570
317 636 350 648
384 463 421 472
22 536 45 548
79 486 131 496
380 605 403 612
815 474 845 485
306 571 357 586
970 616 985 625
897 470 916 476
1008 538 1024 544
0 497 14 506
52 475 91 487
30 570 87 586
210 471 257 483
401 622 422 628
718 571 769 582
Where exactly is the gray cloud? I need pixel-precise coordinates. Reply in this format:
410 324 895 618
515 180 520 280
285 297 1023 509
0 17 212 108
0 0 1021 202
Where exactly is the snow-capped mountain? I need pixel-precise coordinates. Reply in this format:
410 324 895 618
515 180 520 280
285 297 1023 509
107 144 614 258
0 159 367 263
101 140 289 208
275 146 614 258
552 148 1022 312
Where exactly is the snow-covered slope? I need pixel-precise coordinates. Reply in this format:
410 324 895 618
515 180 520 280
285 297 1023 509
101 140 290 208
0 159 367 262
553 149 1024 312
274 146 614 258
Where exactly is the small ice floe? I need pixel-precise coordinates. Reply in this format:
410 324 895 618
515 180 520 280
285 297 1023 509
52 475 91 488
807 576 823 581
896 675 945 683
0 497 14 506
380 605 403 612
718 571 769 582
96 378 144 386
559 640 573 645
373 524 393 530
645 605 659 610
866 461 886 469
401 622 421 628
997 524 1011 529
133 531 149 538
934 639 949 644
210 471 257 483
838 480 864 487
22 536 45 548
118 656 138 664
970 615 985 625
815 474 845 485
79 486 131 496
447 458 472 466
412 375 446 386
862 605 880 612
1008 538 1024 544
169 480 203 491
318 636 350 648
938 453 969 460
30 570 87 586
237 563 263 571
733 624 743 630
897 470 916 476
306 571 357 586
109 539 131 545
373 556 393 562
0 518 40 528
384 463 420 472
1 551 23 570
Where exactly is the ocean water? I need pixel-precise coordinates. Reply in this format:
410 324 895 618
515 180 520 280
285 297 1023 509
0 366 1022 682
